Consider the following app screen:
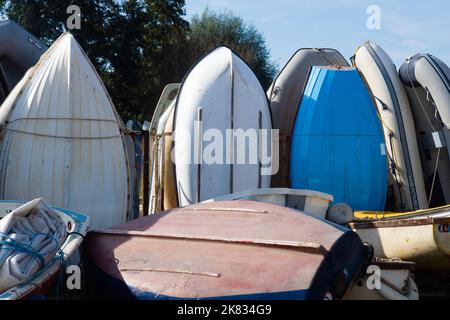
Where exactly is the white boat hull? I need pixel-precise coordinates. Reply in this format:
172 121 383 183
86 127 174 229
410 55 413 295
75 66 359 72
0 33 131 229
174 47 272 206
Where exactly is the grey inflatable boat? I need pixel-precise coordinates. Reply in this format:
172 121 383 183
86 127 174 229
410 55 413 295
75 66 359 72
400 54 450 206
0 20 47 103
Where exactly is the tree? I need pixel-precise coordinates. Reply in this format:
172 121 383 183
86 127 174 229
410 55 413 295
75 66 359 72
188 8 277 90
0 0 190 121
0 2 277 121
0 0 120 73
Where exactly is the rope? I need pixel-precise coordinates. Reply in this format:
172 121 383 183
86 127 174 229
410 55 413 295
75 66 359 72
0 238 45 269
1 127 122 140
67 231 86 240
0 226 69 298
54 247 66 300
7 117 117 125
0 230 85 299
1 119 141 140
0 125 133 140
406 67 437 131
428 148 441 207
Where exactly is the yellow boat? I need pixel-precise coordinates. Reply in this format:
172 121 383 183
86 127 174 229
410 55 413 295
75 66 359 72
351 205 450 272
162 105 178 210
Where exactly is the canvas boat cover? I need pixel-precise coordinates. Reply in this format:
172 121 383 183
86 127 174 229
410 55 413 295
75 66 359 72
0 198 67 293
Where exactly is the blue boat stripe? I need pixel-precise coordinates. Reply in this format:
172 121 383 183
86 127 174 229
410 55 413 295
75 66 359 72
129 285 310 301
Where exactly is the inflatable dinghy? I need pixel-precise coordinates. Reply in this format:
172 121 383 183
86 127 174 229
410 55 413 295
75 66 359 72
353 42 428 211
290 66 388 211
0 20 47 104
0 33 132 229
400 54 450 206
267 48 349 187
173 46 272 206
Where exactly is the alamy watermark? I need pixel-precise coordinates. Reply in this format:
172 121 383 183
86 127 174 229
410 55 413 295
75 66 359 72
367 5 381 30
366 265 381 290
172 124 280 176
66 5 81 30
66 265 81 290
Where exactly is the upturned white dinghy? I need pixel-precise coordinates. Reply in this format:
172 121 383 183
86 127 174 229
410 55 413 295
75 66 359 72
267 48 349 187
149 84 179 214
353 42 428 211
400 54 450 206
351 205 450 272
0 33 132 229
173 46 272 206
0 198 89 300
149 84 180 138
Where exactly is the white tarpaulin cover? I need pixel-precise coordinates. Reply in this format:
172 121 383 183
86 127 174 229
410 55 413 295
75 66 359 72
0 198 67 293
0 32 131 229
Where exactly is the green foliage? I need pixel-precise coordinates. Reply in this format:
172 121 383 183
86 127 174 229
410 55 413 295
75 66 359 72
0 1 277 121
0 0 119 72
189 9 277 89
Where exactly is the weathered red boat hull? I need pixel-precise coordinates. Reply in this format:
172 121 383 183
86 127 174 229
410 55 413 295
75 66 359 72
84 201 370 300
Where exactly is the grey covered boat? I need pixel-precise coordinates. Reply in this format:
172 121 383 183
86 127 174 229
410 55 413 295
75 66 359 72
267 48 349 187
0 20 47 103
400 54 450 206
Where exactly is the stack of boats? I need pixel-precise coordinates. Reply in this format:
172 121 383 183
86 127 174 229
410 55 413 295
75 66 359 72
0 19 448 300
141 43 450 299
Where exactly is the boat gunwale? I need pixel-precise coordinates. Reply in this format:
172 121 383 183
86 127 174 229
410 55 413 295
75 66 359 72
371 257 416 271
350 216 450 229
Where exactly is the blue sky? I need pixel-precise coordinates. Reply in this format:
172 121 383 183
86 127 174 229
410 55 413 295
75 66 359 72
185 0 450 70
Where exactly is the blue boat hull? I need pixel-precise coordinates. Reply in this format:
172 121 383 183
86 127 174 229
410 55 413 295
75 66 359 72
291 67 388 211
